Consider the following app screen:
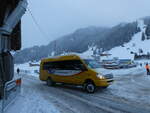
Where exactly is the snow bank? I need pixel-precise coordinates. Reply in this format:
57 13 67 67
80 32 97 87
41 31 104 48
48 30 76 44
135 59 150 65
97 66 145 78
5 81 60 113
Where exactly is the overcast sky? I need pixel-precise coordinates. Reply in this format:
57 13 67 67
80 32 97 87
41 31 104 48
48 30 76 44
22 0 150 48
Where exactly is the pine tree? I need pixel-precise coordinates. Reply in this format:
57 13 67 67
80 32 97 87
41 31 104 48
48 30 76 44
134 53 138 59
147 36 150 40
145 26 150 37
141 32 145 41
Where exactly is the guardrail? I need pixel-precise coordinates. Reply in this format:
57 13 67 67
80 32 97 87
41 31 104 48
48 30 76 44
0 78 21 113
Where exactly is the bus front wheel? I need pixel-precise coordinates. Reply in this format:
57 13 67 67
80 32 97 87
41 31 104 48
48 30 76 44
83 82 95 93
46 78 55 86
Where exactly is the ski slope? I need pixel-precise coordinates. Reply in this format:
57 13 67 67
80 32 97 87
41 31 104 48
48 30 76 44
108 20 150 60
74 19 150 60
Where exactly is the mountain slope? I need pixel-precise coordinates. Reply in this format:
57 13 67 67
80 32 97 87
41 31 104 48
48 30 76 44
106 19 150 60
14 17 150 64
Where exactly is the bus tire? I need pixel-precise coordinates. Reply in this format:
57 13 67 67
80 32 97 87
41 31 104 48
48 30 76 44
83 81 95 93
101 86 108 89
46 77 55 86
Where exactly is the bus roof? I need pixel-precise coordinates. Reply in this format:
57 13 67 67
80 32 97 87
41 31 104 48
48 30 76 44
41 54 81 62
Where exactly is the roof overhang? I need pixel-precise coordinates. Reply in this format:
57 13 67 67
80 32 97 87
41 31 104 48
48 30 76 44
0 0 21 50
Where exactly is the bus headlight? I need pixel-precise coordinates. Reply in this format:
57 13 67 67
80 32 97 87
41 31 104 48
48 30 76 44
96 74 105 79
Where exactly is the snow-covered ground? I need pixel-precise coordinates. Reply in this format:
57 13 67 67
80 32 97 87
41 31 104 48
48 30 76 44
4 76 60 113
109 69 150 106
7 64 150 113
0 56 148 113
15 63 39 78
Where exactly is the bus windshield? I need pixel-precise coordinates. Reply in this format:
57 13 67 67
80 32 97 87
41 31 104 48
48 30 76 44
84 59 101 69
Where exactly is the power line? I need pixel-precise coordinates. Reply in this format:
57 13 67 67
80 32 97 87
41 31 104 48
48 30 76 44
27 0 57 52
27 6 50 42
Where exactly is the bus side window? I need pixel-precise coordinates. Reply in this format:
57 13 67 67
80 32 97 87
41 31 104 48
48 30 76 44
42 60 87 71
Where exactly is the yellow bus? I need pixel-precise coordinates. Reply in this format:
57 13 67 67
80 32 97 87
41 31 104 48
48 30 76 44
39 54 113 93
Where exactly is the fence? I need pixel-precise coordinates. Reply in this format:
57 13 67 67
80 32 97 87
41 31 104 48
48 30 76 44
0 78 21 113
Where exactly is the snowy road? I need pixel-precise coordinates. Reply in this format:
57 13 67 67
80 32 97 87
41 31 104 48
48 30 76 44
4 68 150 113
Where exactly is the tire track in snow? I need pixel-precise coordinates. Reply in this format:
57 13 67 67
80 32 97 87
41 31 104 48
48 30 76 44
21 71 150 113
57 85 150 113
23 75 106 113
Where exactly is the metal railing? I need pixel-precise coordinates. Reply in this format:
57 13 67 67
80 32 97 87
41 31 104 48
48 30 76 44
0 78 21 113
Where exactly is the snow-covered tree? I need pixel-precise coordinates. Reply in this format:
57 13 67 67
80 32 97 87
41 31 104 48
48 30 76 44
138 48 143 55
